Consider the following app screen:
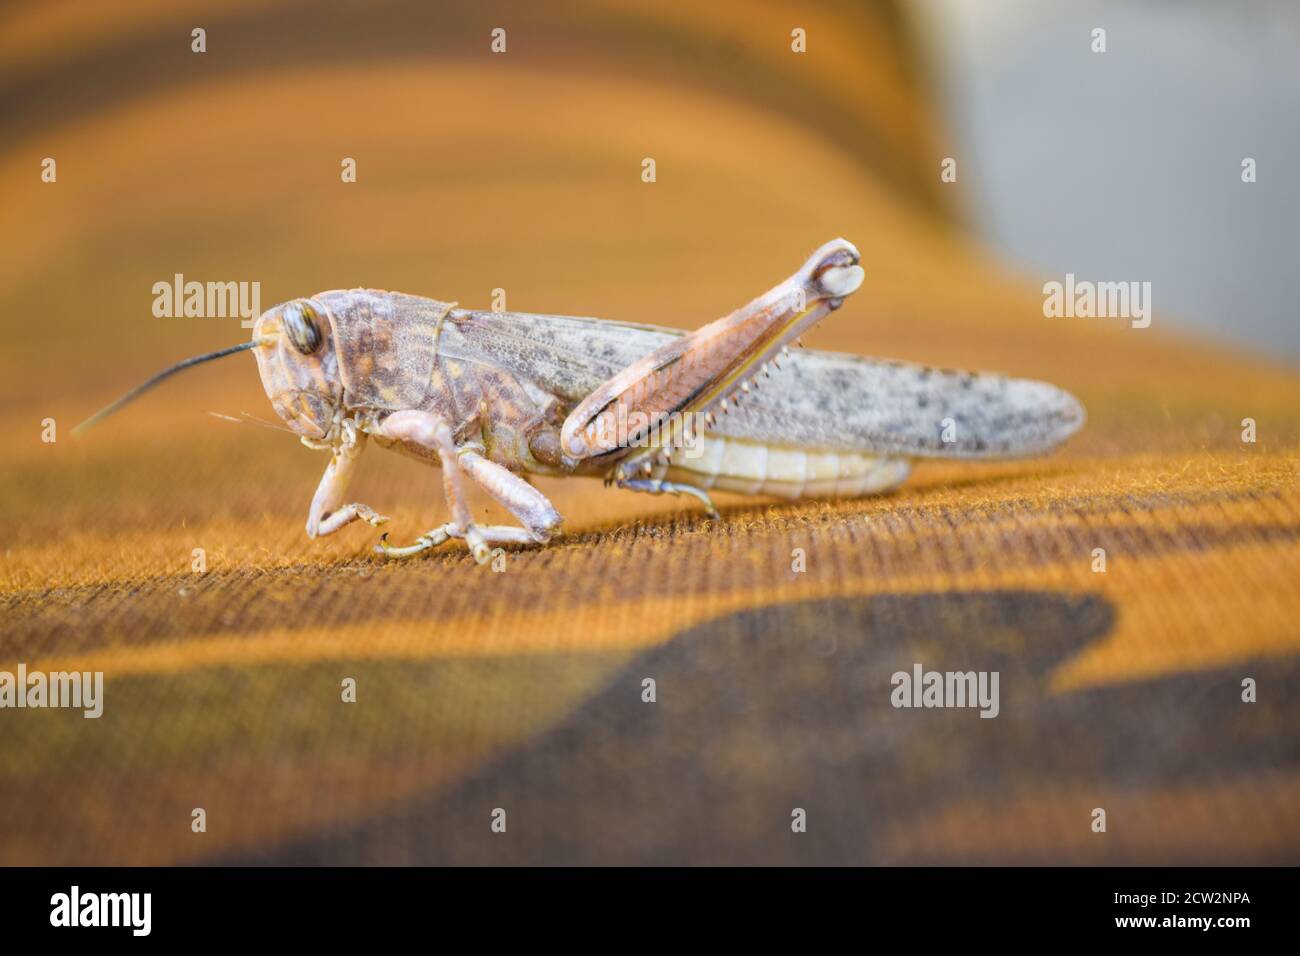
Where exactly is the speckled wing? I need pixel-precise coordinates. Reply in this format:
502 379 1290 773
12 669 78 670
716 349 1085 459
441 308 1085 459
443 308 674 404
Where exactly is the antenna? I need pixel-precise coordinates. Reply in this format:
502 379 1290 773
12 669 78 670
73 340 261 436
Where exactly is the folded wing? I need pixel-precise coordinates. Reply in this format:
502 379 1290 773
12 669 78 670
447 310 1084 459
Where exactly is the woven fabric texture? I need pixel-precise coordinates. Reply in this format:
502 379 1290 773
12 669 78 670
2 0 1298 864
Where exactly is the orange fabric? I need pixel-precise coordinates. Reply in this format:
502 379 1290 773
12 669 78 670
1 0 1297 864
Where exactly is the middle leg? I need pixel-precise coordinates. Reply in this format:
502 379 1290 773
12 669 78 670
375 410 563 563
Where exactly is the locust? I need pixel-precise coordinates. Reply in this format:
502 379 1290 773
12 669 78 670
76 239 1084 563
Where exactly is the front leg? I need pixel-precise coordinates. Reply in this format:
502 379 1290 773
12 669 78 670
305 432 389 538
376 410 563 563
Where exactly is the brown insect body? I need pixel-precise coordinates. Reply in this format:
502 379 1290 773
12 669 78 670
255 289 590 476
83 240 1084 562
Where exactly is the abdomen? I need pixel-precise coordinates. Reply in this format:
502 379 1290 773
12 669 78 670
661 434 911 499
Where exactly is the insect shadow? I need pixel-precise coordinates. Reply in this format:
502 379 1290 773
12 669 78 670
217 589 1298 865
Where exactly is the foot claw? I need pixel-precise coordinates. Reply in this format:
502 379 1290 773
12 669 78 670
465 526 492 564
616 477 719 519
372 515 549 564
374 523 453 558
374 532 434 559
356 504 390 528
374 522 508 563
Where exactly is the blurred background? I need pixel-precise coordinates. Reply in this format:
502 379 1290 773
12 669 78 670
916 0 1300 361
2 1 1298 866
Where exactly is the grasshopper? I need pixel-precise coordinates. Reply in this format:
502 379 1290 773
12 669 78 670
76 239 1083 563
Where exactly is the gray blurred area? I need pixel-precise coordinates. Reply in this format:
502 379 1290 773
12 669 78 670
914 0 1300 361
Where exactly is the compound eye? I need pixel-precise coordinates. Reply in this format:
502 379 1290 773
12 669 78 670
284 301 323 355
